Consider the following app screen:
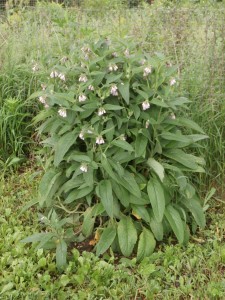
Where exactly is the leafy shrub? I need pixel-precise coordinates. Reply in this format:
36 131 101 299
25 38 208 269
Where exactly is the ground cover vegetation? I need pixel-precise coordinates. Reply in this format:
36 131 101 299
0 0 225 298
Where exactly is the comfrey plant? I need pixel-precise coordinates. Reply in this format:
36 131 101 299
23 39 208 269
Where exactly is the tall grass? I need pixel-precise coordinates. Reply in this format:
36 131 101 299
0 3 224 191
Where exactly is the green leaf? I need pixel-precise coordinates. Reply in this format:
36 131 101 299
149 216 164 241
147 158 165 182
118 81 129 104
181 197 206 229
68 154 91 163
164 149 199 170
106 73 123 84
38 169 62 207
165 205 184 244
111 140 134 152
137 228 156 262
101 155 119 183
111 181 130 208
82 208 95 237
131 205 151 223
20 233 47 243
160 132 192 143
120 171 141 198
56 239 67 270
147 177 165 222
0 282 14 295
96 226 117 256
98 180 114 218
64 186 93 204
135 134 148 157
103 104 124 110
54 131 77 166
117 216 137 257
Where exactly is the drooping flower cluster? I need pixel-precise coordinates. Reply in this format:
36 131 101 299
80 163 88 173
79 75 88 83
58 108 67 118
79 94 87 102
50 71 66 81
110 85 118 96
108 64 118 72
142 100 150 111
96 136 105 145
98 107 106 116
143 66 152 77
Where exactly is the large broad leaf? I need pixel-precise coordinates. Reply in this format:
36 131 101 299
82 208 95 237
135 134 148 157
149 216 164 241
20 233 47 243
101 155 119 183
54 131 77 166
120 171 141 198
117 216 137 257
111 140 134 152
163 149 199 170
147 177 165 222
103 104 124 110
118 81 129 104
98 180 114 218
165 205 184 244
160 132 192 143
39 169 62 207
137 228 156 262
56 239 67 270
111 181 130 208
96 226 117 256
147 158 165 182
64 186 93 204
131 205 151 223
181 197 206 229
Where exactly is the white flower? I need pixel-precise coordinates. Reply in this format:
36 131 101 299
80 163 88 173
170 78 176 86
145 120 150 128
61 56 68 63
87 130 93 134
124 49 130 57
58 108 67 118
112 52 118 57
84 54 89 60
50 70 58 78
79 94 87 102
142 100 150 111
41 84 47 91
110 85 118 96
88 85 94 91
143 66 152 77
79 132 84 140
81 46 91 53
32 64 39 72
96 136 105 145
58 73 66 81
44 103 49 109
119 135 126 141
170 113 176 120
79 75 88 83
140 59 146 66
98 107 106 116
108 64 118 72
38 96 46 104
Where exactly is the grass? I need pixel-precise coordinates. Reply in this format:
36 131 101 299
0 168 225 299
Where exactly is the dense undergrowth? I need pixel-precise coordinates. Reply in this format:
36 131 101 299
0 169 225 299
